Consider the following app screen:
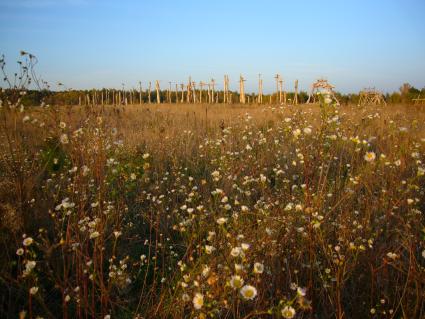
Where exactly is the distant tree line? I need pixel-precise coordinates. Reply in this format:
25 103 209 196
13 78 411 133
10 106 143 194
1 83 424 107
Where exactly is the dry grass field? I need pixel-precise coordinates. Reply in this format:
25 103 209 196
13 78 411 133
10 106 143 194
1 100 425 318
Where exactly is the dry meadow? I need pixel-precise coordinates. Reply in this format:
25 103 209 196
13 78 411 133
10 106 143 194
1 100 425 318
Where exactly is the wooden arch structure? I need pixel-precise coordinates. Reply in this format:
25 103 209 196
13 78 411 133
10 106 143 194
358 88 386 106
307 79 339 105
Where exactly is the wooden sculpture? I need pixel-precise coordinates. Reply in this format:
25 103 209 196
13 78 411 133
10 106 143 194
358 88 386 106
307 79 339 105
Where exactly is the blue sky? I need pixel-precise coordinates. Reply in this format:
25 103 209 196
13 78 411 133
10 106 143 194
0 0 424 93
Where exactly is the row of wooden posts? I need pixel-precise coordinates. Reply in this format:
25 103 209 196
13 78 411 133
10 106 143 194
79 74 300 106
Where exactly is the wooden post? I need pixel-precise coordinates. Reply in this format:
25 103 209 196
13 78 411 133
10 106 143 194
148 82 152 104
279 78 283 104
211 79 215 104
239 75 246 104
175 84 178 104
294 80 299 105
207 83 211 104
192 81 197 103
168 82 172 103
139 81 142 104
258 74 263 104
180 83 185 103
199 81 205 103
274 74 280 104
155 80 160 104
223 75 227 104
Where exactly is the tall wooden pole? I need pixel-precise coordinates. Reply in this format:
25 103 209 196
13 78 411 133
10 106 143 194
239 75 246 104
168 82 172 103
258 73 263 104
175 83 178 104
199 81 205 103
139 81 142 104
294 80 299 105
155 80 160 104
279 79 283 104
148 82 152 104
186 77 192 103
192 81 197 103
211 79 215 104
223 75 227 104
180 83 185 103
274 74 280 104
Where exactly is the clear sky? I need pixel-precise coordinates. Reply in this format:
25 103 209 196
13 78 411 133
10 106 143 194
1 0 424 93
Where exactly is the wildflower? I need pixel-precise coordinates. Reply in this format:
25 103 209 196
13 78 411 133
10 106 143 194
292 129 301 138
59 122 66 129
324 96 332 104
207 231 216 241
211 170 220 178
253 262 264 274
387 252 398 260
230 275 244 289
25 260 36 273
241 243 250 251
113 231 122 238
182 293 190 302
303 127 312 135
192 292 204 310
205 245 215 254
82 165 90 176
64 295 71 302
240 285 257 300
245 144 252 151
23 115 30 123
235 263 244 272
29 286 38 295
297 287 307 296
216 217 228 225
23 237 33 246
230 247 242 257
407 198 414 205
90 231 100 239
60 133 69 144
142 153 150 159
16 248 24 256
364 151 376 162
130 173 137 180
202 265 210 277
281 306 296 318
